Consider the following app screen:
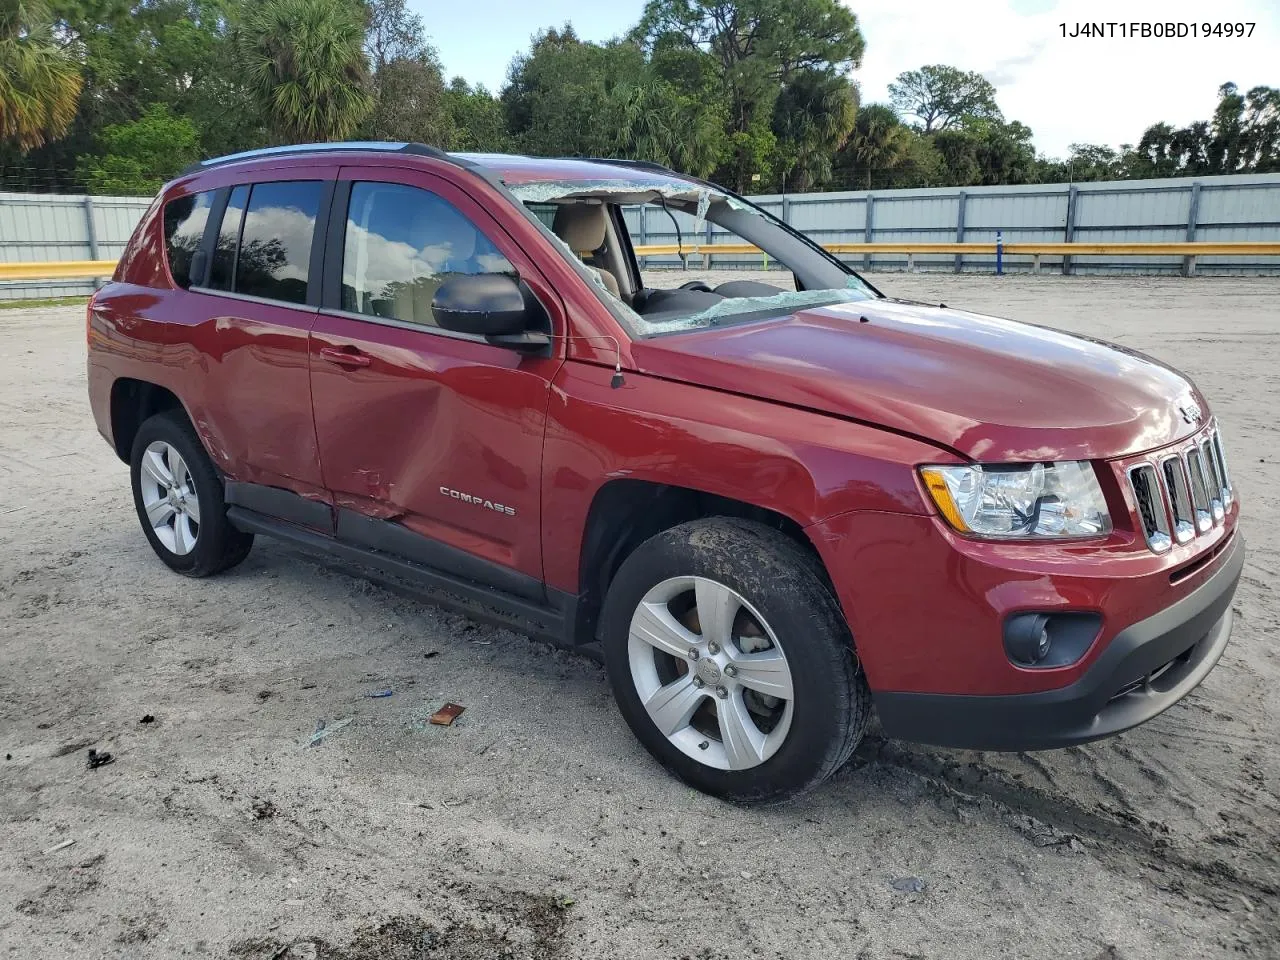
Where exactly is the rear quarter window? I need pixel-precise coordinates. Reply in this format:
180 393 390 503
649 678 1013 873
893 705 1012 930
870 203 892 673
163 190 215 288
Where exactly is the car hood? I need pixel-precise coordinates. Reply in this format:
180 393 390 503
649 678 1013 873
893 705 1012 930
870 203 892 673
631 298 1206 461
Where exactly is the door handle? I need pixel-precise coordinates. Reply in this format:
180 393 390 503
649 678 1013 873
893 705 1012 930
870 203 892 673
318 345 372 368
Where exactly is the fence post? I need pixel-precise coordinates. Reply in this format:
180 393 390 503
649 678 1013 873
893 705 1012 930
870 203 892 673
1062 185 1078 275
1183 182 1202 277
83 196 102 289
703 218 713 272
863 194 874 273
781 194 791 225
954 191 967 273
996 231 1004 276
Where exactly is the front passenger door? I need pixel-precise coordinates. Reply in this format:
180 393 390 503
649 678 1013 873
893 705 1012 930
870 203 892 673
309 167 564 589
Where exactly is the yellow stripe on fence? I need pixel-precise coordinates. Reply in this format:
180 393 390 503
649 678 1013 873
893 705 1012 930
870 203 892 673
3 242 1280 282
0 260 119 281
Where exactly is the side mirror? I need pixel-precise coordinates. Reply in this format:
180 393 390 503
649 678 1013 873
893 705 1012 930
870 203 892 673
432 273 530 337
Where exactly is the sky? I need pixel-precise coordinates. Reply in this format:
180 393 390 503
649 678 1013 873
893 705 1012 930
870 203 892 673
414 0 1280 158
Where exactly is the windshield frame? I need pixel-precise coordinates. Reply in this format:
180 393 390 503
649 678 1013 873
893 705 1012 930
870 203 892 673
480 165 883 341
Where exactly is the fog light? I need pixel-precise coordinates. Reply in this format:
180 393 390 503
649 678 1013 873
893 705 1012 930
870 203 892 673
1005 613 1052 666
1003 612 1102 669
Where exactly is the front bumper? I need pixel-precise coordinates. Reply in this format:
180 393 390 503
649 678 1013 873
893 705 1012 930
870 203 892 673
872 533 1243 751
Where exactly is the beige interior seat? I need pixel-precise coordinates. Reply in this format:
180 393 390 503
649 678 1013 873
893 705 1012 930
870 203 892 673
552 204 621 296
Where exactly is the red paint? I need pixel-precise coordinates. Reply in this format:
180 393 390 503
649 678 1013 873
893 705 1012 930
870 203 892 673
634 299 1207 461
88 149 1240 706
809 495 1239 696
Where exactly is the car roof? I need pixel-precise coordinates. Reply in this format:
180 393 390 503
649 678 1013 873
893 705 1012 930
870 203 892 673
183 142 699 190
453 152 687 186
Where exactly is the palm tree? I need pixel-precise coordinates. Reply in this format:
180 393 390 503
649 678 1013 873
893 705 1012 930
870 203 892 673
848 104 909 190
0 0 83 151
240 0 373 144
613 75 725 178
773 70 858 191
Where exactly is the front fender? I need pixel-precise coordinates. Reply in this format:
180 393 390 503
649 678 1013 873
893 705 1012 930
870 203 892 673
541 363 945 593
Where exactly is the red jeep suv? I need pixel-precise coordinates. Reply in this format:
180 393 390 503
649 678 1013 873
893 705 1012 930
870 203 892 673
87 142 1243 802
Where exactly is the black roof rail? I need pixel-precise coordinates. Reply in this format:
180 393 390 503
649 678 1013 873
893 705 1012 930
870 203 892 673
179 141 452 176
558 156 677 175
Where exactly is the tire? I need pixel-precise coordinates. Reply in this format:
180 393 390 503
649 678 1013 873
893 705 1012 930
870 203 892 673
600 517 871 803
129 409 253 577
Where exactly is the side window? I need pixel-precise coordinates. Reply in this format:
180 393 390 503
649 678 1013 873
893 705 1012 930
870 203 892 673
233 181 323 305
341 182 516 328
208 184 248 291
163 190 215 289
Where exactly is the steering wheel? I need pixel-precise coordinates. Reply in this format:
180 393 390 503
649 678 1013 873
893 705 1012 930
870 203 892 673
678 280 715 293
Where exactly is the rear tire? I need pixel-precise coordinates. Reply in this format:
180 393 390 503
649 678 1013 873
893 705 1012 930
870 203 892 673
600 517 870 803
129 410 253 577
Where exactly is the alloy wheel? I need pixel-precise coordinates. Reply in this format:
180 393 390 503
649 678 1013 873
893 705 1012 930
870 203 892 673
627 576 795 771
138 440 201 556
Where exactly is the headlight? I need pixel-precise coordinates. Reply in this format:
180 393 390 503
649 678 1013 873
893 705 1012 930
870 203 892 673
919 461 1111 540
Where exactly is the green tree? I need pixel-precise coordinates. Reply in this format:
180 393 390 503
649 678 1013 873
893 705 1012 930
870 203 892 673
613 74 726 176
1240 85 1280 172
635 0 864 190
52 1 255 155
771 69 857 190
502 26 620 158
240 0 373 143
1208 82 1280 173
443 78 508 152
1124 83 1280 179
0 0 83 150
834 103 908 189
77 101 198 192
1046 143 1124 182
889 64 1000 133
502 26 725 176
362 0 451 145
931 118 1038 186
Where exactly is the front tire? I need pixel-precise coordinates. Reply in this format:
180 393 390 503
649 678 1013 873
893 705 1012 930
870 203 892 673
129 410 253 577
600 518 870 803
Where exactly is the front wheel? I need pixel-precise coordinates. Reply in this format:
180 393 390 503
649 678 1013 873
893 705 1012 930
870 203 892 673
600 518 871 803
129 410 253 577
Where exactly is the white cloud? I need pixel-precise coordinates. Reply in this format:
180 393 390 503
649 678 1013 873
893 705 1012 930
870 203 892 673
847 0 1280 156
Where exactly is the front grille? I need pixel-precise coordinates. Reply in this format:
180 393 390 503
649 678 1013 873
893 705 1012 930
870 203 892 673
1128 422 1233 553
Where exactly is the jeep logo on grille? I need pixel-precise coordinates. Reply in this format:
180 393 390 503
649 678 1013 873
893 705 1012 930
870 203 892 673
439 486 516 516
1178 397 1204 425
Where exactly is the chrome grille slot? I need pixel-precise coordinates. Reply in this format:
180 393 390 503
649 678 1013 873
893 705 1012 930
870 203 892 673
1128 464 1171 552
1200 438 1225 523
1185 447 1214 533
1212 430 1233 508
1161 455 1195 544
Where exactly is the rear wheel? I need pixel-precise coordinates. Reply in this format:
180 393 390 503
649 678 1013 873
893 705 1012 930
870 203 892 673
129 410 253 577
601 517 870 803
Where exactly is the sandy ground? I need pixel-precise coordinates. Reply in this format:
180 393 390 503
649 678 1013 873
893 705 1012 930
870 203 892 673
1 274 1278 959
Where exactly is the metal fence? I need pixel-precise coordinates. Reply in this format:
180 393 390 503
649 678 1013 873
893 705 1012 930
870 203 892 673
624 172 1280 276
4 171 1280 300
0 192 153 300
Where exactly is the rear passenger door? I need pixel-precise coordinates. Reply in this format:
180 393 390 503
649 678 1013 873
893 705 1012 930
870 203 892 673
188 173 336 498
308 165 564 588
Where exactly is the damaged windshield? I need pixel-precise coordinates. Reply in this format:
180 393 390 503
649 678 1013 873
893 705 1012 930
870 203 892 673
507 176 876 336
